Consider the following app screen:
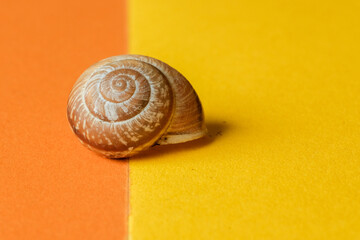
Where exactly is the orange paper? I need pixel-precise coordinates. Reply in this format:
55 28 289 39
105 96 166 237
0 0 128 239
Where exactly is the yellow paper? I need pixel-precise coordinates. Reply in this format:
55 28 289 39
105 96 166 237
129 0 360 239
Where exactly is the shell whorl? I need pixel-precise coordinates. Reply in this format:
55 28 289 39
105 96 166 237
67 55 206 158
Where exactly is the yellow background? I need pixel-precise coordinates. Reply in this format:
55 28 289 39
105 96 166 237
129 0 360 239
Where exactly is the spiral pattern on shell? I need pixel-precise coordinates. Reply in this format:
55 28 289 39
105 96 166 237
67 55 206 158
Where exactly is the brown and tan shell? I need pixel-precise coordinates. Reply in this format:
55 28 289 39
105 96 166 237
67 55 207 158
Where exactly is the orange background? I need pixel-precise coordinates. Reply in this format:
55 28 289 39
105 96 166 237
0 0 128 239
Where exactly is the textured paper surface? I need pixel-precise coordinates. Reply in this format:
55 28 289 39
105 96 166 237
0 1 128 239
129 0 360 239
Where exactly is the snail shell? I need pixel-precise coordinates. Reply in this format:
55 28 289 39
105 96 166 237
67 55 207 158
